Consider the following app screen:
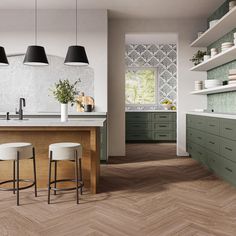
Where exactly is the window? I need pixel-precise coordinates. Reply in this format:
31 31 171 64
125 68 157 105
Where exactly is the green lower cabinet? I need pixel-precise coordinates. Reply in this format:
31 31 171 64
187 114 236 187
126 112 176 142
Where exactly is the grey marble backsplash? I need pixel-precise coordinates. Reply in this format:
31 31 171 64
0 55 94 113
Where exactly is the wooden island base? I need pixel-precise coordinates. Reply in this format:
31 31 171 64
0 127 100 194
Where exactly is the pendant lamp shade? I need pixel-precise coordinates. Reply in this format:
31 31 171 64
64 0 89 66
64 45 89 66
23 45 48 66
0 46 9 66
23 0 49 66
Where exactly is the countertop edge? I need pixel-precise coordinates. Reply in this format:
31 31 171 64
186 111 236 120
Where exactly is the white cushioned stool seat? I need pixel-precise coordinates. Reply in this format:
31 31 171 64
0 142 34 161
49 142 82 161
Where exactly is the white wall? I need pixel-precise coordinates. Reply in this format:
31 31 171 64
108 19 207 157
0 9 107 112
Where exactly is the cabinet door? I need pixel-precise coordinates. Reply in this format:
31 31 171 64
190 115 206 131
205 133 220 154
206 150 221 172
152 113 171 122
192 129 205 146
126 112 151 123
220 119 236 141
206 117 220 136
126 122 152 131
152 122 174 131
153 131 174 141
191 143 206 165
220 137 236 163
220 157 236 186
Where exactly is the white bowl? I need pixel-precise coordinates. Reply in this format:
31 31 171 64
162 104 172 110
209 20 219 28
204 80 222 88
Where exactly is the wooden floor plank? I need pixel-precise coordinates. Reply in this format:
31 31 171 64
0 143 236 235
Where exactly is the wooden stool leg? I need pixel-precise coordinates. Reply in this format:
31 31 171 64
16 152 20 206
54 160 57 195
75 150 79 204
48 151 52 204
79 158 83 195
33 148 37 197
13 161 15 194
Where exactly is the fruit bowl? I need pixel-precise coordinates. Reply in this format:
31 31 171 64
162 104 172 110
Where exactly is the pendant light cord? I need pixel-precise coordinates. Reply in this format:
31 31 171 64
76 0 78 45
35 0 37 45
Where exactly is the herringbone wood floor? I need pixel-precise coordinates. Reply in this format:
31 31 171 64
1 143 236 236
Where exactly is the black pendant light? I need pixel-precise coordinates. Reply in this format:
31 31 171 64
23 0 48 66
64 0 89 66
0 46 9 66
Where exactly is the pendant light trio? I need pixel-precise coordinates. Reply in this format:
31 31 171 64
0 0 89 67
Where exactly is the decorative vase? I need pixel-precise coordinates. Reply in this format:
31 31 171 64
61 103 68 122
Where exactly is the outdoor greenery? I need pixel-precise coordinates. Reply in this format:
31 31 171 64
51 79 78 105
125 68 156 105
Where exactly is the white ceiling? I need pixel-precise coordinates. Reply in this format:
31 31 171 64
0 0 225 19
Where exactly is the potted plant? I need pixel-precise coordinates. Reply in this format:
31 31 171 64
51 79 78 122
190 50 206 66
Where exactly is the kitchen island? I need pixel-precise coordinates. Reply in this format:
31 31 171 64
0 118 106 194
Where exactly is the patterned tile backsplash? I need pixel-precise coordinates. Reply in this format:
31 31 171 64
206 0 236 113
0 55 94 113
125 44 177 111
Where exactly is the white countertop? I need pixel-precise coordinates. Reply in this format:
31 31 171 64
0 112 107 116
126 110 176 113
186 111 236 120
0 118 106 127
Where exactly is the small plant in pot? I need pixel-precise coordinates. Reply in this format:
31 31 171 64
51 79 78 122
190 50 206 66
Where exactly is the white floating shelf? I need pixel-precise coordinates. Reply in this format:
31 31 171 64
190 46 236 71
190 84 236 95
191 7 236 47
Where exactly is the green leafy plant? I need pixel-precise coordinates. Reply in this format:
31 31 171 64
190 50 207 66
51 79 78 105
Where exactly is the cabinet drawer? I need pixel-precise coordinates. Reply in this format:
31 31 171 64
206 151 221 172
152 122 175 131
220 157 236 186
126 132 152 141
206 117 220 136
153 131 174 141
126 122 152 131
192 129 205 146
126 113 150 122
205 133 220 154
220 119 236 141
190 115 206 131
187 128 194 142
220 138 236 163
152 113 171 122
191 143 206 165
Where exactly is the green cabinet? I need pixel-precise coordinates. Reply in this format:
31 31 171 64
126 112 176 142
186 114 236 187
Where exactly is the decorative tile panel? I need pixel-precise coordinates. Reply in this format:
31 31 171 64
125 44 177 111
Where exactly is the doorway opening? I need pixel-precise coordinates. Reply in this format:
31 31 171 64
125 33 178 149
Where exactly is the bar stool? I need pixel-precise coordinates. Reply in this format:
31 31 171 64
48 142 83 204
0 142 37 206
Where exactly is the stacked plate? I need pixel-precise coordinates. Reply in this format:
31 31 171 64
221 42 234 52
194 81 203 91
228 69 236 85
204 80 222 89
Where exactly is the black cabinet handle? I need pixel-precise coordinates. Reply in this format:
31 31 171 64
197 137 202 140
159 116 167 118
209 124 215 127
225 167 233 173
159 125 167 128
225 127 233 131
198 152 202 155
225 147 233 152
209 141 215 145
159 135 167 137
